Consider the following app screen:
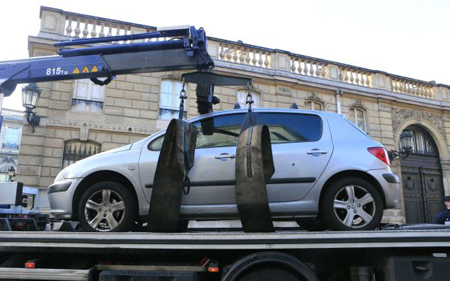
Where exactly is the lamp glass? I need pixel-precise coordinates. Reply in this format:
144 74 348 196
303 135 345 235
400 130 413 149
22 83 41 109
8 166 15 177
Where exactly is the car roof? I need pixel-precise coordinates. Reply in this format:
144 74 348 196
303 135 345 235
187 108 341 123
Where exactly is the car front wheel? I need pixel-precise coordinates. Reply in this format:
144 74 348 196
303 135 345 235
78 181 136 232
322 177 383 231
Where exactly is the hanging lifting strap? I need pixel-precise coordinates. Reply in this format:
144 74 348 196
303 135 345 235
235 86 275 232
147 83 197 232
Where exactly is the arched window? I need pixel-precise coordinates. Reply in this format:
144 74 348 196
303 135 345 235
237 90 260 109
62 140 101 168
349 108 367 132
159 80 186 120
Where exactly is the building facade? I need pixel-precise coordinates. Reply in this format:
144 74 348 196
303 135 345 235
0 108 24 182
17 6 450 223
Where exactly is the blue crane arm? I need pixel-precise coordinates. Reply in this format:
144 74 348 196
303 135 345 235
0 26 213 96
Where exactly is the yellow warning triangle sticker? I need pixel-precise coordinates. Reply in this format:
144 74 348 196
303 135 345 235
91 66 98 72
73 67 80 74
82 66 89 73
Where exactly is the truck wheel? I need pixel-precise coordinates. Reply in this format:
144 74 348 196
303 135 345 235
322 177 383 231
238 268 300 281
78 181 136 232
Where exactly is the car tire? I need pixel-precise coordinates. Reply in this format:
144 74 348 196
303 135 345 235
321 177 383 231
78 181 136 232
238 268 301 281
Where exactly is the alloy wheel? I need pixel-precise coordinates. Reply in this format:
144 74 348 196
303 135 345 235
84 189 126 231
332 185 376 229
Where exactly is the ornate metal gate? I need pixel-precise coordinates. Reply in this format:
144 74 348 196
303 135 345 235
400 126 444 224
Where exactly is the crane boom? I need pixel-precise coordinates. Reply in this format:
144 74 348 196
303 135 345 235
0 26 213 96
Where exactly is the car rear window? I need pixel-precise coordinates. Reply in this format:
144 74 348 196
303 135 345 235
258 113 322 143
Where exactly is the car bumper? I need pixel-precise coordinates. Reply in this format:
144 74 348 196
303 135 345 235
367 169 400 209
47 179 81 220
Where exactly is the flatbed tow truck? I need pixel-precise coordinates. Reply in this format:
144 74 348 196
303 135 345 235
0 26 450 281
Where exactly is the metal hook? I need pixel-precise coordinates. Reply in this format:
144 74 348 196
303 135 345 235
246 82 254 112
179 80 187 120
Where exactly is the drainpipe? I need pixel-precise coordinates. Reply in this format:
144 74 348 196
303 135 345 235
336 89 343 114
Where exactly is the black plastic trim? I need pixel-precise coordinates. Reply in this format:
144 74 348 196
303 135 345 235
47 181 72 194
14 182 23 206
145 177 316 188
383 173 400 184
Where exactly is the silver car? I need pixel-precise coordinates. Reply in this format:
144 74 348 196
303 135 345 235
48 109 400 232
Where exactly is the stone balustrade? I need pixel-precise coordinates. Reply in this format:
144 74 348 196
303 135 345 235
391 77 434 99
338 67 372 87
39 6 449 101
1 108 25 122
217 41 272 69
290 58 327 79
40 6 155 41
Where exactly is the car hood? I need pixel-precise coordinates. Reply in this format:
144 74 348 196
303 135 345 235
59 144 136 180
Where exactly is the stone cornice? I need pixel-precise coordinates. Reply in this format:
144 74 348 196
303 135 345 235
214 60 450 110
47 119 152 135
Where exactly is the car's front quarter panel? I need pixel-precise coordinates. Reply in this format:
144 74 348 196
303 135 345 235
48 146 146 220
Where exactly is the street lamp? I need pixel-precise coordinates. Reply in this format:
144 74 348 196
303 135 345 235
22 83 41 133
388 130 413 161
8 166 15 182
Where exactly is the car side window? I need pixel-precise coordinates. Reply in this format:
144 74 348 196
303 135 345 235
258 113 323 143
193 114 245 148
148 114 246 151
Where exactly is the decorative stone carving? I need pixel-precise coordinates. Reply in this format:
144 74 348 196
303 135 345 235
392 107 446 138
349 100 365 109
306 92 324 103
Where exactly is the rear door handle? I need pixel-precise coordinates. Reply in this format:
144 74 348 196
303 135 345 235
215 153 236 159
307 149 328 155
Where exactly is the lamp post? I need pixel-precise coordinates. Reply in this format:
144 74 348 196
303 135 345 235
22 83 41 133
8 166 15 182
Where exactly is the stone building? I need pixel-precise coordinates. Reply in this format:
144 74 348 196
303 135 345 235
17 6 450 223
0 108 25 181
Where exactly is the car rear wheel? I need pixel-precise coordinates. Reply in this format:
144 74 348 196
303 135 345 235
78 181 136 232
322 177 383 231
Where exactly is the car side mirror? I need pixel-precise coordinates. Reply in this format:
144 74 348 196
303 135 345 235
201 119 215 136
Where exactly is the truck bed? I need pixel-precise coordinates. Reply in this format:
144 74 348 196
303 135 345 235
1 229 450 251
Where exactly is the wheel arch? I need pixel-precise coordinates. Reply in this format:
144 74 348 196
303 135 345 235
72 170 139 220
222 252 318 281
318 170 386 213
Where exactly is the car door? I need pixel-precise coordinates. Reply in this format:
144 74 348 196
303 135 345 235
138 113 246 208
257 112 333 202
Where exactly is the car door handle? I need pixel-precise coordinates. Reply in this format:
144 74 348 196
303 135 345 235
307 149 328 155
215 153 236 159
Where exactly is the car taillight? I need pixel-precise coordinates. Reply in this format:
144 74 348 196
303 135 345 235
368 147 390 166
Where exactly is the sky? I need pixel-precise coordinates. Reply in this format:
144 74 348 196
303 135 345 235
1 0 449 110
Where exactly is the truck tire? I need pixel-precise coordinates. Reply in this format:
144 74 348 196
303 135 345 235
78 181 136 232
322 177 383 231
238 268 300 281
